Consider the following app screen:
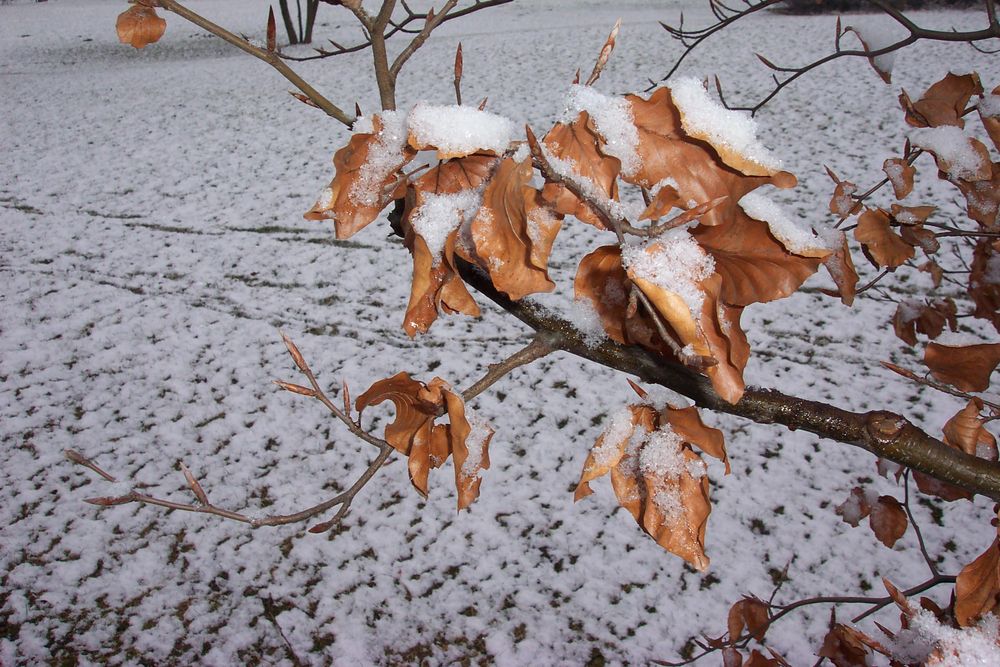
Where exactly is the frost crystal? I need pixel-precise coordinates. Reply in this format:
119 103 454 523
564 84 641 177
621 230 715 316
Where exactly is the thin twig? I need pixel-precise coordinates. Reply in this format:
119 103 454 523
460 333 554 404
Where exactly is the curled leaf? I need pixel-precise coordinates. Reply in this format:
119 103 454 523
854 208 914 268
868 495 907 548
924 342 1000 392
883 158 915 200
900 72 983 129
116 5 166 49
955 537 1000 626
942 398 997 461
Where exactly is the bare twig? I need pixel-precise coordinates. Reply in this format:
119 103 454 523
460 333 554 404
152 0 354 126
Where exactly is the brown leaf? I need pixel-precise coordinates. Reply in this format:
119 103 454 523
470 157 562 300
443 389 493 510
980 84 1000 153
919 260 944 288
868 495 908 548
913 469 973 502
624 87 796 229
955 536 1000 626
901 72 984 129
854 208 915 268
727 596 770 642
821 230 859 306
116 5 166 49
661 405 729 474
942 398 997 461
835 487 872 527
899 224 940 256
692 212 822 306
355 372 439 495
924 342 1000 392
845 26 893 83
540 112 621 229
575 405 657 501
819 617 871 667
574 245 630 344
827 167 859 217
892 298 957 346
883 158 916 199
955 161 1000 228
970 240 1000 332
305 114 416 239
403 231 480 337
916 132 993 183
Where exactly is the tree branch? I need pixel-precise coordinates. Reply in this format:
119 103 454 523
153 0 354 126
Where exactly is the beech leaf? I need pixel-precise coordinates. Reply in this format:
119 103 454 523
924 342 1000 392
942 398 997 461
955 536 1000 626
900 72 984 129
116 5 166 49
854 208 915 269
882 158 915 200
727 596 770 642
868 495 907 548
821 230 859 306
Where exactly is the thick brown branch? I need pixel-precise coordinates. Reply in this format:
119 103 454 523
454 259 1000 500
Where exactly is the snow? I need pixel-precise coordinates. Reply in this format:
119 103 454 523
563 84 642 177
621 230 716 316
461 413 493 478
739 190 832 255
848 22 900 80
890 611 1000 666
410 189 483 263
2 0 999 665
670 76 783 173
909 125 989 180
408 102 515 156
348 110 408 207
977 93 1000 118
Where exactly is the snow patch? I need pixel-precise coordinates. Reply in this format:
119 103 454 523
909 126 988 181
349 110 408 208
739 191 832 255
408 103 515 156
564 84 641 177
621 230 715 317
410 190 483 264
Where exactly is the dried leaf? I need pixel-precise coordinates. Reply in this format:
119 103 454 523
924 342 1000 392
901 72 983 129
835 487 872 527
883 158 915 199
955 161 1000 228
892 298 957 346
854 208 915 268
868 495 907 548
575 405 656 500
827 167 859 218
821 230 859 306
970 240 1000 332
844 26 893 83
942 398 998 461
442 389 493 510
661 405 729 474
574 245 630 344
305 115 416 239
955 537 1000 626
624 87 795 229
728 596 770 642
540 112 621 230
919 260 944 288
980 84 1000 152
819 615 871 667
116 5 166 49
470 157 562 300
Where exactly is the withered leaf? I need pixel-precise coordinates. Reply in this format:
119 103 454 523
574 245 630 344
821 230 859 306
924 341 1000 392
892 298 957 346
305 115 416 239
540 112 620 230
692 212 822 307
827 167 859 218
624 87 795 229
942 398 997 461
116 5 166 49
970 240 1000 336
980 85 1000 152
854 208 915 268
835 487 872 528
404 231 480 337
845 26 893 83
954 536 1000 626
868 495 908 548
727 596 770 642
575 405 657 501
443 389 494 510
662 405 729 474
883 158 916 200
818 618 872 667
470 156 562 300
900 72 983 129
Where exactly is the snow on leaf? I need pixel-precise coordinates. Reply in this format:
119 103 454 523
407 103 515 160
900 72 984 129
574 245 630 344
854 208 915 269
305 113 415 239
116 5 166 49
882 158 915 200
821 230 859 306
443 390 494 510
827 167 859 218
891 298 957 347
835 487 873 527
868 495 907 548
470 156 562 300
624 87 796 229
844 24 897 84
692 210 823 307
574 405 656 501
970 240 1000 332
563 84 641 178
540 111 621 230
909 127 992 182
955 537 1000 627
924 342 1000 392
955 162 1000 229
738 191 832 259
942 398 998 461
661 405 729 474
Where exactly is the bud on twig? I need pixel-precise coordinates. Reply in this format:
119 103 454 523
266 7 276 52
280 331 309 373
290 91 322 109
274 380 317 397
84 495 134 507
180 462 210 505
585 18 620 86
342 380 351 417
453 42 463 105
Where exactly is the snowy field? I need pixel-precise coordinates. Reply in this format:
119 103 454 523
2 0 999 664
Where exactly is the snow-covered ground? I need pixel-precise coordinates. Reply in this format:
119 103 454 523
1 0 998 664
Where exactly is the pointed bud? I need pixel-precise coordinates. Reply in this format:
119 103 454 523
289 91 322 109
274 380 317 397
280 331 309 372
84 495 133 507
585 17 620 86
453 42 464 105
477 96 488 111
342 380 351 417
266 7 277 52
180 462 210 505
626 379 648 400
